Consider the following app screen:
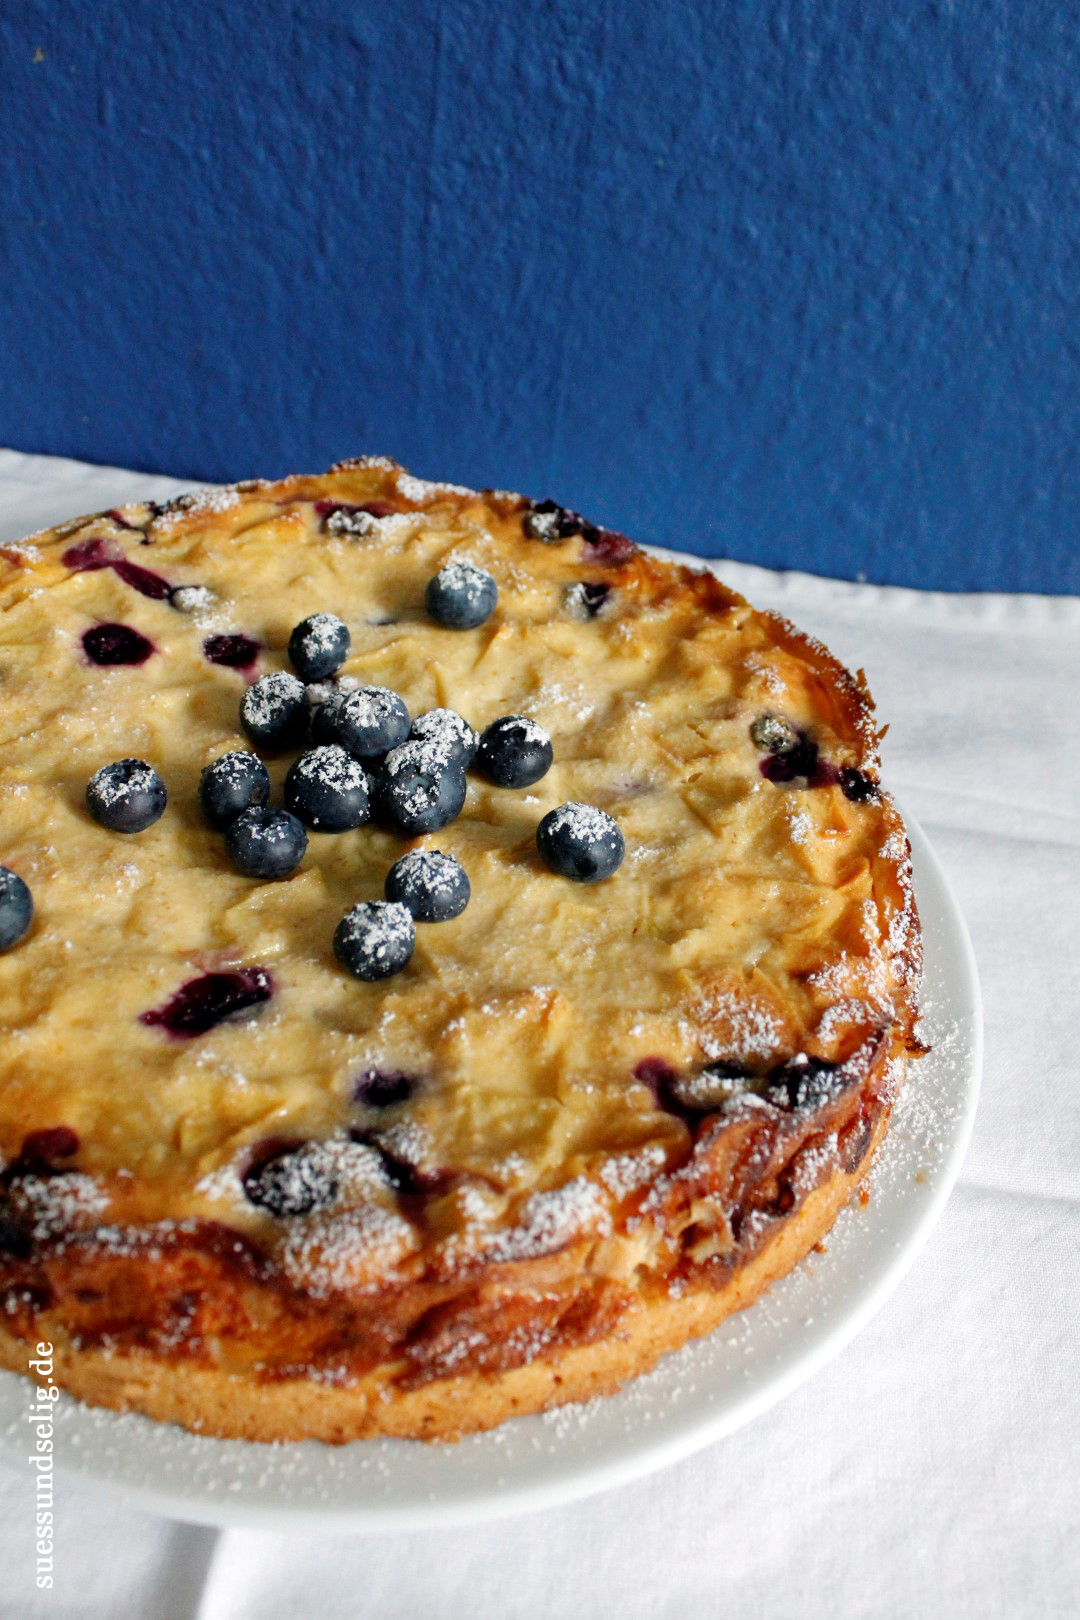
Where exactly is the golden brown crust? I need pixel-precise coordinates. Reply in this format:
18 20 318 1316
0 1101 893 1442
0 459 921 1441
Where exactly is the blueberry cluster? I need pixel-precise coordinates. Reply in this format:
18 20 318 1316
71 605 626 983
750 713 880 801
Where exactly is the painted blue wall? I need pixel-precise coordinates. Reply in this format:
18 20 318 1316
1 1 1076 591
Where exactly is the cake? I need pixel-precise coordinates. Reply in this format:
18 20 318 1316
0 459 922 1442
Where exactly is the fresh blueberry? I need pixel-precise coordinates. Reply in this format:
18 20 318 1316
750 714 800 755
374 740 467 834
198 751 271 828
336 686 410 759
385 849 470 922
225 807 307 879
536 801 624 882
409 707 478 767
333 901 415 980
476 715 553 788
0 867 33 952
308 684 349 746
284 745 371 831
425 560 497 629
378 737 468 831
239 671 310 752
86 758 168 834
287 612 351 682
243 1142 337 1217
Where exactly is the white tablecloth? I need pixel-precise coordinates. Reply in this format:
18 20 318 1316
0 449 1076 1619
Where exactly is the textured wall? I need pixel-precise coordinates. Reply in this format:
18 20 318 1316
1 0 1076 590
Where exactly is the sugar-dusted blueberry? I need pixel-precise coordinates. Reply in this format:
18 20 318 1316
198 750 271 828
284 745 371 831
476 714 553 789
316 499 395 536
86 758 168 834
308 684 348 745
425 559 497 629
0 867 33 952
536 801 624 882
564 581 611 619
243 1141 338 1217
750 713 800 755
664 1063 759 1113
225 807 307 879
522 499 581 543
336 685 410 760
287 612 351 682
839 767 880 803
385 849 470 922
409 707 478 768
374 740 467 834
333 901 415 981
169 583 215 615
239 671 309 752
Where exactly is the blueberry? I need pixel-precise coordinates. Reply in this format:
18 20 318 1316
522 500 581 543
353 1069 417 1107
0 867 33 952
284 745 371 831
225 807 307 879
374 740 467 834
760 735 820 783
203 632 259 669
750 714 800 755
308 684 349 746
409 707 478 767
385 849 470 922
288 612 351 682
198 751 271 828
336 686 410 760
839 767 880 803
564 581 611 619
536 801 624 882
82 623 155 666
141 968 273 1037
86 758 168 834
425 560 497 629
476 715 552 788
239 671 309 752
243 1142 337 1217
333 901 415 980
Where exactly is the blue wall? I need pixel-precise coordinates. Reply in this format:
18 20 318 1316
2 1 1076 591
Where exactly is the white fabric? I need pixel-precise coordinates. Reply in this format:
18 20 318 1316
0 448 1076 1618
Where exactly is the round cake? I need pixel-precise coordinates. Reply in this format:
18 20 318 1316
0 459 922 1442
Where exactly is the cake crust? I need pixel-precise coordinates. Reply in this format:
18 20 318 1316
0 460 921 1442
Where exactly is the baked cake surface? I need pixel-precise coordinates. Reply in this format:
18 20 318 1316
0 459 921 1440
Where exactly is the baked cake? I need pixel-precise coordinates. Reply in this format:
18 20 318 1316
0 459 922 1442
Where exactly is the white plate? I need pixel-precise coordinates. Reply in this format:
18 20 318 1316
0 810 981 1531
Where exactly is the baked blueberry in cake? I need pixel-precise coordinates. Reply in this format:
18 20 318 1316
0 459 922 1442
